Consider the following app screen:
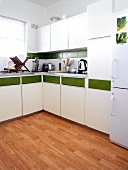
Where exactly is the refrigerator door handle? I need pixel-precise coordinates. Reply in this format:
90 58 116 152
111 96 115 116
112 59 118 79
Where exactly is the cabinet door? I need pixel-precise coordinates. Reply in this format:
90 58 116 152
86 88 110 134
88 37 111 80
37 25 50 52
61 85 85 124
22 82 42 115
69 12 87 49
43 83 60 116
110 88 128 148
0 85 22 122
51 19 68 51
87 0 112 39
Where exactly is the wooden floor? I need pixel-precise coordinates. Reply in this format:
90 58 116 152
0 112 128 170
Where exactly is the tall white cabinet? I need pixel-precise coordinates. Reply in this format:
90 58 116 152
68 12 87 49
86 0 113 134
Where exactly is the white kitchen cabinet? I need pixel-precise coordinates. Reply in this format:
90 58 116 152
110 88 128 148
22 76 42 115
87 0 112 39
37 25 51 52
61 77 85 124
51 19 68 51
86 80 111 134
88 37 111 80
43 75 60 116
0 77 22 122
69 12 87 49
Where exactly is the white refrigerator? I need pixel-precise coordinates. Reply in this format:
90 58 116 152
110 11 128 149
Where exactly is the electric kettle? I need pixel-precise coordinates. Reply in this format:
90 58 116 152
78 59 87 74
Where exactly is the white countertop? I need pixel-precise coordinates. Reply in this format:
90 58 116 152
0 71 88 78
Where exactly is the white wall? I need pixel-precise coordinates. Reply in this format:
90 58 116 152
115 0 128 12
46 0 100 25
46 0 128 25
0 0 46 53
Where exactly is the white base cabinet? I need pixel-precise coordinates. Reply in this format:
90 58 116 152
43 75 60 116
61 85 85 124
0 85 22 122
43 82 60 116
61 77 85 124
86 88 110 134
22 82 42 115
22 76 42 116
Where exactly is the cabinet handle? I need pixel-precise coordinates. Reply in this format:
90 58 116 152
112 59 118 79
111 96 115 116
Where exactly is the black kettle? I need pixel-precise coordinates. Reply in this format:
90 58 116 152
78 59 87 74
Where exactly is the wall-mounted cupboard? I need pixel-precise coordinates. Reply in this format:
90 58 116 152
37 25 51 52
0 77 22 122
37 12 87 52
68 12 87 49
87 0 112 39
51 19 68 51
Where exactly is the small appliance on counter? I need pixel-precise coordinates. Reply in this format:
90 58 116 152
32 58 39 72
78 59 87 74
42 63 55 72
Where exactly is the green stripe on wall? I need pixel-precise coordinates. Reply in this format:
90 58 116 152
62 77 85 87
22 75 41 84
43 75 60 84
0 77 20 86
89 79 111 91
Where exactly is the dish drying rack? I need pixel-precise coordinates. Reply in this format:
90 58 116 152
4 56 30 73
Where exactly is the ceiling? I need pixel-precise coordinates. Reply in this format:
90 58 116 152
26 0 63 7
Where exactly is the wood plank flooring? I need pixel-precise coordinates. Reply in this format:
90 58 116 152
0 111 128 170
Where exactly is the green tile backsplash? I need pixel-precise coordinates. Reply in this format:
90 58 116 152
27 49 87 59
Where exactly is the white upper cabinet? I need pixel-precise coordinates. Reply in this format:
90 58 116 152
87 0 112 39
37 25 51 52
69 12 87 49
51 19 68 51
